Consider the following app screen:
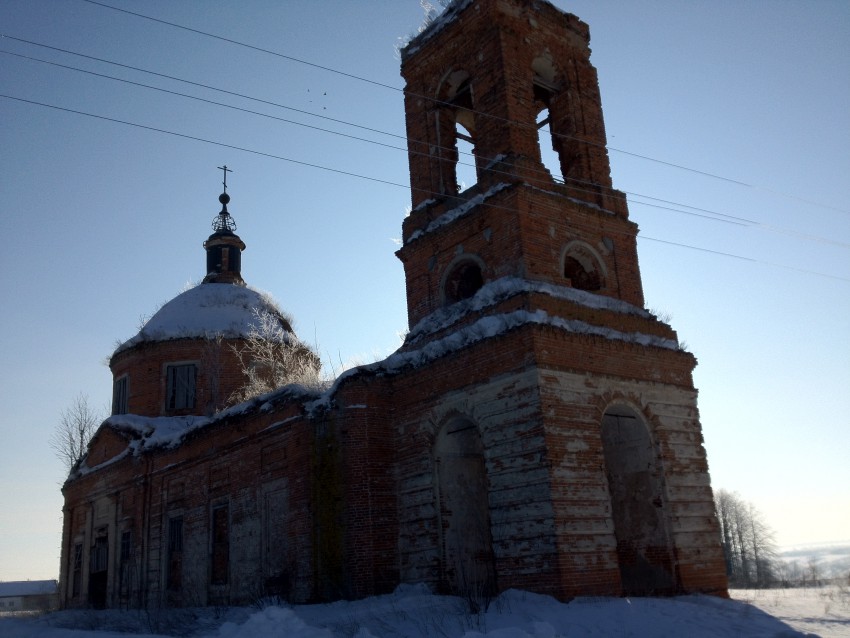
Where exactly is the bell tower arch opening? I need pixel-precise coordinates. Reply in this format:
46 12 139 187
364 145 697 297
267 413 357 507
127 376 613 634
433 417 496 600
532 55 562 182
601 405 678 595
435 70 477 195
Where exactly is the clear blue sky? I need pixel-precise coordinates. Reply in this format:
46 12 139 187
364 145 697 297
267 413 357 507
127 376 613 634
1 0 848 581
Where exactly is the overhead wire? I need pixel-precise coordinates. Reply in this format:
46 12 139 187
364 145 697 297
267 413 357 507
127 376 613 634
79 0 850 216
2 92 848 285
2 38 846 252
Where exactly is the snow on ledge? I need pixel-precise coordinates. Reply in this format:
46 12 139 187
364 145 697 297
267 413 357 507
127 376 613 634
406 276 652 345
400 0 474 60
309 306 677 414
405 183 512 245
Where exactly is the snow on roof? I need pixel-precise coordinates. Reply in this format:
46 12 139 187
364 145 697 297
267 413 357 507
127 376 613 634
82 278 669 467
72 384 322 479
401 0 474 60
0 580 57 597
113 283 291 356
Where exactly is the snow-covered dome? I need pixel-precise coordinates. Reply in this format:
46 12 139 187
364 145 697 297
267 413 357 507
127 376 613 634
113 283 292 356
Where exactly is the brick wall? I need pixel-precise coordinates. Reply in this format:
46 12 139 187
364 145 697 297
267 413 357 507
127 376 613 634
110 337 249 417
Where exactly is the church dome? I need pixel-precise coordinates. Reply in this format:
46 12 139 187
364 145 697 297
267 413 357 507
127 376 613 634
106 172 305 418
113 283 293 356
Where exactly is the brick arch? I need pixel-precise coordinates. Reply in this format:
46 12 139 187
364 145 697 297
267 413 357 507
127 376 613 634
432 415 496 599
440 253 485 305
593 392 661 440
598 400 678 595
434 69 477 194
561 240 607 291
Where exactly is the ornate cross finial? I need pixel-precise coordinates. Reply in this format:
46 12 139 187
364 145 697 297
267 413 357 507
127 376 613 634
217 165 233 193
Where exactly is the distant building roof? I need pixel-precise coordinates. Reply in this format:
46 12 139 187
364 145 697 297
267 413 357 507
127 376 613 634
0 580 58 597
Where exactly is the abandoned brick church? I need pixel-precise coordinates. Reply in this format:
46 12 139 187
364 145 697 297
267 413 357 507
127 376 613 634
59 0 728 609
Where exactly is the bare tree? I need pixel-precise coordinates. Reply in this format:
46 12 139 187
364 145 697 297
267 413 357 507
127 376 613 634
714 489 780 588
50 393 102 473
805 557 821 587
229 308 325 404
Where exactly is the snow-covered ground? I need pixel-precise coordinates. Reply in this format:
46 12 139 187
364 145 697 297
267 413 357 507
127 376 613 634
1 585 848 638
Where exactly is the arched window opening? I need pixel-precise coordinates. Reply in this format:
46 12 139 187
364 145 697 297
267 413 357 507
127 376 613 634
436 72 477 195
562 243 605 292
434 418 496 600
532 56 562 182
443 260 483 305
455 122 477 193
535 105 562 182
564 256 601 291
601 405 677 596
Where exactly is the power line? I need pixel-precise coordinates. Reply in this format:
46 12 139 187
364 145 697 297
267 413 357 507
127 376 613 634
3 40 846 252
640 236 850 283
80 0 402 92
0 34 407 143
79 0 850 216
3 92 847 284
0 48 411 156
0 94 408 190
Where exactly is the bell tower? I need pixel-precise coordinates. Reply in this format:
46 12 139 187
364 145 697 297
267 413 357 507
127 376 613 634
393 0 728 599
396 0 644 329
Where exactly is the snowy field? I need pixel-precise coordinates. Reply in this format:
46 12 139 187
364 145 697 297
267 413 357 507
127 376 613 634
1 585 848 637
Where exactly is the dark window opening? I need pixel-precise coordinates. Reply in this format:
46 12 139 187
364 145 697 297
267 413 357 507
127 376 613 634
120 530 132 563
166 364 196 411
112 376 128 415
90 535 108 573
564 255 602 291
72 543 83 598
88 534 108 609
167 516 183 592
444 261 484 305
119 530 133 600
211 505 229 585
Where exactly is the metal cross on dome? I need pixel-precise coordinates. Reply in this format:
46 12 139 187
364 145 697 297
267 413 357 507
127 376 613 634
212 164 237 233
218 164 233 193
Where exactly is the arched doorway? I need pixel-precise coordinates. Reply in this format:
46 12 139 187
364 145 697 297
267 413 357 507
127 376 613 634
601 405 677 595
434 418 496 600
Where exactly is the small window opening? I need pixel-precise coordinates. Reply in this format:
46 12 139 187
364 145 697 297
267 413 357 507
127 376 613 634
167 516 183 592
72 543 83 598
119 530 133 599
564 255 602 291
211 505 229 585
444 261 483 305
112 375 128 415
120 530 132 563
166 364 196 411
